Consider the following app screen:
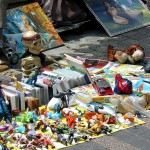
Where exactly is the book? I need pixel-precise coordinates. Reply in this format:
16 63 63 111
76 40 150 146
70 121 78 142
3 89 20 111
76 56 108 75
105 62 145 75
1 84 25 111
65 54 110 96
71 84 129 104
35 81 49 105
64 54 92 84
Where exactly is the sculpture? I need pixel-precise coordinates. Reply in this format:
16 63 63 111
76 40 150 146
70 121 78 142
21 31 62 77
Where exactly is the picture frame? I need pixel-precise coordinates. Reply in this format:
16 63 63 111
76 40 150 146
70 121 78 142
84 0 150 36
2 2 64 58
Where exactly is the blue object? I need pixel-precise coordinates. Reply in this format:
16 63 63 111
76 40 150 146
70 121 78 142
26 67 41 86
47 103 62 120
15 126 26 134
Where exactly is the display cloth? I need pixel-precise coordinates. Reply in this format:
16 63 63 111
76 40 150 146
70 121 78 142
3 105 145 150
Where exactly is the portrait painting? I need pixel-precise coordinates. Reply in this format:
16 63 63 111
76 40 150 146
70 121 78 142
2 2 64 58
84 0 150 36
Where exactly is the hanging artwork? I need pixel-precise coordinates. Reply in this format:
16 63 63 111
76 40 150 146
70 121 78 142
84 0 150 36
2 2 64 58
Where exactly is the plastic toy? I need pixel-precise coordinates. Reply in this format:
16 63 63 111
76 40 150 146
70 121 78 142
21 31 62 77
86 102 118 119
25 97 39 111
35 120 45 130
107 44 144 64
114 74 133 94
66 112 77 128
12 108 20 116
0 122 9 132
100 125 112 134
0 80 12 122
11 118 17 128
47 89 76 110
15 125 26 134
47 103 62 120
53 133 68 146
124 112 135 122
26 67 41 86
11 76 24 91
51 121 69 134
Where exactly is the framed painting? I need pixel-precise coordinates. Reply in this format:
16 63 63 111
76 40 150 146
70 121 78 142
2 2 64 58
84 0 150 36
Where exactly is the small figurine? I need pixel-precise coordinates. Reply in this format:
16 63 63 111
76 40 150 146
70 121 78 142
11 118 17 128
86 102 118 119
25 97 39 112
66 112 77 128
0 119 9 132
40 134 55 149
15 124 26 134
11 76 24 91
124 112 135 123
26 67 41 86
53 133 68 146
47 89 76 110
0 80 12 122
47 103 62 120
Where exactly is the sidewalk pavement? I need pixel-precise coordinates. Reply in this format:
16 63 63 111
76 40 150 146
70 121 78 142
43 24 150 150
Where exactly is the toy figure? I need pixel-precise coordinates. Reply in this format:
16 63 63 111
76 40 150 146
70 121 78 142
40 134 55 149
86 102 118 119
15 124 26 134
107 44 144 64
66 112 77 128
26 67 41 86
68 128 77 144
114 74 133 94
0 119 9 132
35 119 45 130
11 76 24 91
11 118 17 128
47 103 62 120
21 31 63 77
53 133 68 146
0 80 12 122
47 89 76 110
101 125 112 134
25 97 39 112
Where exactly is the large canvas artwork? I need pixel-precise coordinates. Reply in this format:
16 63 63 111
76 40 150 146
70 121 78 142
84 0 150 36
2 2 64 58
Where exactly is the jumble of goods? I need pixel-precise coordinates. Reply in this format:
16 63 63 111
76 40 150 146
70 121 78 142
0 31 150 150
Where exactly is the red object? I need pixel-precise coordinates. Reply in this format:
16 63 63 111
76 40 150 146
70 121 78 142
93 79 114 96
114 74 132 94
108 116 116 124
67 115 76 128
43 138 55 148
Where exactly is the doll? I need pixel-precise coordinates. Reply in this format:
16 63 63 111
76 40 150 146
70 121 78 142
107 44 144 64
0 80 12 122
21 31 63 77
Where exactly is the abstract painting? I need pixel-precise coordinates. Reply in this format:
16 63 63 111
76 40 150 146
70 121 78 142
2 2 64 57
84 0 150 36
